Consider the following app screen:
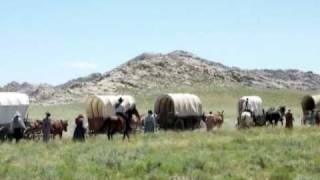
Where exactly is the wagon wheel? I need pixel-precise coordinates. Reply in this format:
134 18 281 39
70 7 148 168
24 128 36 140
34 130 42 141
255 117 266 127
175 119 185 130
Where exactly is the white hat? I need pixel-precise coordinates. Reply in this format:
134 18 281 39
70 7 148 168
14 111 21 117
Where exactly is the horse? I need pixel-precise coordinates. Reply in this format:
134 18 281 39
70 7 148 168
0 124 13 142
238 111 255 129
100 106 141 141
205 111 224 131
265 106 286 127
51 120 68 139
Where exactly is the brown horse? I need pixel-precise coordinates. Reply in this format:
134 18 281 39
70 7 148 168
100 106 141 140
51 120 68 139
205 111 224 131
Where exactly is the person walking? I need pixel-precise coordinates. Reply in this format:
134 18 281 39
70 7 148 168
285 109 294 129
73 114 86 142
42 112 52 143
144 110 156 133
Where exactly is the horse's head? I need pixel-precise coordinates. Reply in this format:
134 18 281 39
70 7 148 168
279 106 286 116
61 120 68 132
201 113 207 122
218 111 224 120
127 106 141 122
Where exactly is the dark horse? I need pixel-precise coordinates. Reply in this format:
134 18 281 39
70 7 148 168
265 106 286 127
100 106 140 140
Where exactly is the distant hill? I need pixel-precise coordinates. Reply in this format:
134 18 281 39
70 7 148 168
1 50 320 104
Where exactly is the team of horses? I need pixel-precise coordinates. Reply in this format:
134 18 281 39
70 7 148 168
0 119 68 142
239 106 287 128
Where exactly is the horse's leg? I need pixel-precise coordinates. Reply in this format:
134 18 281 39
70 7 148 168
108 127 112 140
123 129 129 141
59 132 63 139
108 131 111 140
107 129 110 140
272 120 275 127
123 131 126 141
111 128 116 140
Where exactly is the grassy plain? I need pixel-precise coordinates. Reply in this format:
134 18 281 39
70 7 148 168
1 86 320 180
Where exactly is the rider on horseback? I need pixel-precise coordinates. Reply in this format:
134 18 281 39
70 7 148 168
244 98 252 115
115 97 131 131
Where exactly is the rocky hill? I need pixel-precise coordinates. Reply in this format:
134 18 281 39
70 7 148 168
1 50 320 104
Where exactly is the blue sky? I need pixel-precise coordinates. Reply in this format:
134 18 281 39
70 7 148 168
0 0 319 85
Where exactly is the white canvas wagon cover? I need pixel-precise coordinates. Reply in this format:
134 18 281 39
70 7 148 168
0 92 30 124
154 94 202 117
301 95 320 114
238 96 263 116
85 95 136 119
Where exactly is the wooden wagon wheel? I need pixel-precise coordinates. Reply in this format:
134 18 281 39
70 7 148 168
24 128 33 140
254 116 267 127
35 130 42 141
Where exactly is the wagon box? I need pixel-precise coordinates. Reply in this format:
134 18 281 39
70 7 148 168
237 96 264 127
237 96 263 118
301 95 320 114
0 92 29 125
301 95 320 123
154 93 203 130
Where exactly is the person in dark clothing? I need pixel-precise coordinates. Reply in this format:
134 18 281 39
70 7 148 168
244 98 249 111
42 112 52 143
285 109 294 129
11 112 26 143
144 110 156 133
73 114 86 142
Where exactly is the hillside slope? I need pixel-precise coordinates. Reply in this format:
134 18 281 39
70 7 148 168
1 50 320 103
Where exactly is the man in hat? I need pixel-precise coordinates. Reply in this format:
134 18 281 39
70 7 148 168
244 98 249 111
42 112 52 143
115 97 130 129
10 111 26 143
115 97 125 115
285 109 294 129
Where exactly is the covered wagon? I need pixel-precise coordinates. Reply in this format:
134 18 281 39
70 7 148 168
237 96 264 126
85 95 136 133
301 95 320 124
154 93 203 130
0 92 30 126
